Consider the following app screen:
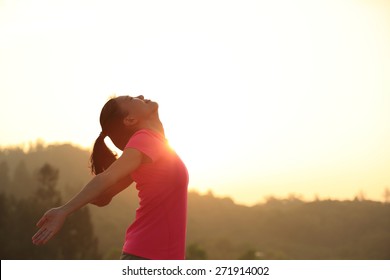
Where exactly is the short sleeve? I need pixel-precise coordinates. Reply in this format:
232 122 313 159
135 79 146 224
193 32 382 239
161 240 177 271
125 130 165 162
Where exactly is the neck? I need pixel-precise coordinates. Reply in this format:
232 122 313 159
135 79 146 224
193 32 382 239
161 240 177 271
139 112 165 136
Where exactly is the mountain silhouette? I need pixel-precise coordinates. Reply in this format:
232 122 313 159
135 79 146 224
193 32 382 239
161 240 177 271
1 143 389 259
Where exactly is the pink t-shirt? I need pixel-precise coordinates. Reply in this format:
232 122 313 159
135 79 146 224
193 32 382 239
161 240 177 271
122 129 189 260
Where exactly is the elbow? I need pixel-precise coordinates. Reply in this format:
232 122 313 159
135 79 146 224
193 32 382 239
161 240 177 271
90 197 112 207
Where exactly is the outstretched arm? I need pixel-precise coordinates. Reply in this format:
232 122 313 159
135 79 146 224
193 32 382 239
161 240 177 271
32 148 143 245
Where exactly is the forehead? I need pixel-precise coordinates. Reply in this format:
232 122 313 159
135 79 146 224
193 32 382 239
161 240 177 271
115 95 132 106
115 96 134 113
115 95 137 114
116 95 132 103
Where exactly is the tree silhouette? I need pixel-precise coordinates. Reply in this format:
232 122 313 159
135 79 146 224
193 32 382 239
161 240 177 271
12 160 32 198
2 144 390 260
0 163 100 259
0 161 11 192
34 163 61 206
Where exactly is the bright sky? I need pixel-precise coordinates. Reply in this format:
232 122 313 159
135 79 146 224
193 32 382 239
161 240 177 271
1 0 389 205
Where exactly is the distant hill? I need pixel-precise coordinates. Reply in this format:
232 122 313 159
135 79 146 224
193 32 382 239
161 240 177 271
187 192 390 259
1 143 389 260
0 142 92 196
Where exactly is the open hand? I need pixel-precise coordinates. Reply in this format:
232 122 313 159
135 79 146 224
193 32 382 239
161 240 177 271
32 207 67 245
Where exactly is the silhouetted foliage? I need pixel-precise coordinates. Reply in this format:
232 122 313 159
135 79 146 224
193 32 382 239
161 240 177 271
186 192 390 260
35 163 61 206
12 160 32 198
0 161 100 259
0 161 11 190
1 143 390 259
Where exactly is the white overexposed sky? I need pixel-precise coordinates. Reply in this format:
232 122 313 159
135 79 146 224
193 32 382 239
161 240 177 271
1 0 389 205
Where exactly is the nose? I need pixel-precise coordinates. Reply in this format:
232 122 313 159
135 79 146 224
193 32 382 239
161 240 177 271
136 95 144 100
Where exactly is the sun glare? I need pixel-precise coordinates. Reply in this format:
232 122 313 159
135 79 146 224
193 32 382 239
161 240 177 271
1 0 389 205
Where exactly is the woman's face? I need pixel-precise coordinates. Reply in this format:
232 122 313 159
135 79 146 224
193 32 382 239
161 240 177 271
116 95 159 122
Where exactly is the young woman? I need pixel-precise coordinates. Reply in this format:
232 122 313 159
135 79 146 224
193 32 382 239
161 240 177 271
32 95 189 260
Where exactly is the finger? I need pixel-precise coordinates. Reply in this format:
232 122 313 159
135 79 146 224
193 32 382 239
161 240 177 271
33 233 45 245
32 228 48 244
36 215 47 227
42 230 55 245
33 227 56 245
32 229 44 244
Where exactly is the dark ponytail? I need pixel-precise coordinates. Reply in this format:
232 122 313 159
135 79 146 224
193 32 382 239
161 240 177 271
90 133 117 175
89 97 129 175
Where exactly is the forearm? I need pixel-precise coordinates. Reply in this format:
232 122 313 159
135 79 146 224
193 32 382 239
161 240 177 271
61 173 114 215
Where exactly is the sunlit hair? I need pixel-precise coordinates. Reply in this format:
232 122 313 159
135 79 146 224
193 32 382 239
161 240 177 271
90 97 130 175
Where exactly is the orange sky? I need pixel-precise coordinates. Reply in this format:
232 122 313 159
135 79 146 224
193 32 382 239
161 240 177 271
1 0 389 205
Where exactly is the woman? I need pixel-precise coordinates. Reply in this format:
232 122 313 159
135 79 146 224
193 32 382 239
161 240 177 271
32 95 189 260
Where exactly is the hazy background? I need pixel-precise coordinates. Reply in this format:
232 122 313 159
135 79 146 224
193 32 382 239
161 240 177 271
1 145 389 259
1 0 390 205
1 0 390 260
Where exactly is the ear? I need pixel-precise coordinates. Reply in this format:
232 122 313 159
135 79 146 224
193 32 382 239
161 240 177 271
123 116 138 127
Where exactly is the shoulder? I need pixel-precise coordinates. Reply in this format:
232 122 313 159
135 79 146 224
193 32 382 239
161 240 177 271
126 129 165 146
125 129 168 162
133 129 165 139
